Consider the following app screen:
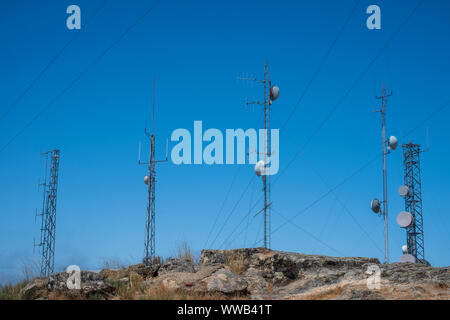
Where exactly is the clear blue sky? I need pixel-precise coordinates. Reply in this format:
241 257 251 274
1 0 449 284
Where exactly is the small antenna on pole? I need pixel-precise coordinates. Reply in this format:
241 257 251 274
423 127 430 153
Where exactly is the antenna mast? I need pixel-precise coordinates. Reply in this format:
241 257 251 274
372 83 398 263
35 149 60 276
239 61 279 249
402 142 426 263
139 78 167 265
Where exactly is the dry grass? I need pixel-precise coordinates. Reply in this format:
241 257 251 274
110 277 227 300
140 283 229 300
224 250 245 275
0 259 40 300
0 280 30 300
102 258 128 270
303 286 345 300
177 241 194 262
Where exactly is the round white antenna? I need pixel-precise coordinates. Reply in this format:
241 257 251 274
399 254 416 263
397 211 413 228
270 86 279 101
402 245 408 254
254 160 265 176
389 135 398 150
398 185 409 197
144 175 149 185
370 198 381 214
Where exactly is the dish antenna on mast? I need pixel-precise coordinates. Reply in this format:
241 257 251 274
397 211 413 228
254 160 265 177
398 185 409 197
370 198 381 214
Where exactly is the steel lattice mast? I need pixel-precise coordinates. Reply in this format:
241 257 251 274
402 142 425 263
139 79 167 265
36 149 60 277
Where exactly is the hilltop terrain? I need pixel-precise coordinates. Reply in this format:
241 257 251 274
19 248 449 300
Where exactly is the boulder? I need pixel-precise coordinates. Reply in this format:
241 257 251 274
22 271 115 300
202 268 247 294
159 258 195 275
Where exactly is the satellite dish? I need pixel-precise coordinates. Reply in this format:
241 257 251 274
270 86 279 101
399 254 416 263
144 175 149 185
370 198 381 214
402 245 408 254
254 160 265 176
397 211 413 228
398 185 409 197
389 136 398 150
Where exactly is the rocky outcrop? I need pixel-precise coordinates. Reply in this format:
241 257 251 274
21 271 115 300
202 268 247 294
158 258 196 275
20 248 450 300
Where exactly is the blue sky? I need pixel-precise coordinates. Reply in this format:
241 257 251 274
1 0 449 284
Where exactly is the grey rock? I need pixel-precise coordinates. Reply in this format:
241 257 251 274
21 278 49 300
128 263 160 279
22 271 115 300
159 258 196 275
202 268 247 294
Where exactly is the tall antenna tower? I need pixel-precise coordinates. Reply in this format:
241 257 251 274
239 61 279 249
401 142 425 263
35 149 60 277
138 78 167 265
370 83 398 264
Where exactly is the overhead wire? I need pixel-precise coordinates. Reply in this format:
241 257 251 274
266 98 449 245
0 0 162 154
0 0 109 123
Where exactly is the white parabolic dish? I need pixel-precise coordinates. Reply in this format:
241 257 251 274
399 254 416 263
398 185 410 197
397 211 413 228
254 160 265 176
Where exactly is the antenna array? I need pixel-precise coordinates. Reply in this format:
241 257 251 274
239 61 279 249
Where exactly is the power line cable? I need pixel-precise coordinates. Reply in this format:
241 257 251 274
217 0 362 249
273 0 425 188
0 0 162 154
280 0 361 131
238 0 426 218
268 98 449 241
270 154 380 239
204 165 241 249
209 174 255 248
270 207 345 256
305 157 384 255
0 0 109 123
